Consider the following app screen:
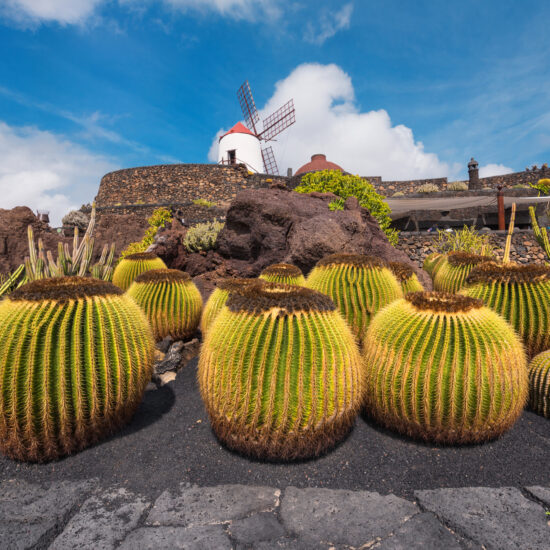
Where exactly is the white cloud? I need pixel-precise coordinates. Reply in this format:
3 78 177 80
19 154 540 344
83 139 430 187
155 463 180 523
148 0 282 20
0 122 116 226
210 63 451 180
2 0 103 25
304 3 353 45
479 163 514 178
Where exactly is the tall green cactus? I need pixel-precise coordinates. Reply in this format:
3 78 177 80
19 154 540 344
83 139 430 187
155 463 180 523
529 206 550 261
127 269 203 340
112 252 167 290
0 265 25 299
363 291 528 444
433 251 492 293
200 278 263 336
306 254 403 343
423 253 445 279
259 263 305 286
528 350 550 418
199 283 364 460
388 262 424 294
0 277 155 462
463 262 550 356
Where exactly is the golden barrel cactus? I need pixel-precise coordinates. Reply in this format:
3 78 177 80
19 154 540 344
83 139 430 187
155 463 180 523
199 283 364 460
363 291 528 444
112 252 167 291
388 262 424 294
259 263 305 286
423 253 446 279
463 263 550 356
528 350 550 418
433 251 492 293
0 277 155 462
306 254 403 343
127 269 203 340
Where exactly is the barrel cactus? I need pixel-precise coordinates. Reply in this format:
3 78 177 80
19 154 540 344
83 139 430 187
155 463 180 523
0 277 155 462
528 350 550 418
200 278 263 336
112 252 167 291
463 262 550 356
306 254 403 343
199 283 364 460
423 253 445 279
388 262 424 294
363 291 528 444
433 251 492 293
259 263 305 286
127 269 202 340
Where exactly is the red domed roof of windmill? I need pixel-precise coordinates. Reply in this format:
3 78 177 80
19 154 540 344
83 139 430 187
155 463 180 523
219 122 257 141
295 154 344 175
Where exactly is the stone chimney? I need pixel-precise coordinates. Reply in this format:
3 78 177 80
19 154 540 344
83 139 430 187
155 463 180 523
468 158 480 190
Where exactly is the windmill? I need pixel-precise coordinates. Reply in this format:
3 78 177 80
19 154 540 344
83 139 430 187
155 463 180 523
218 80 296 175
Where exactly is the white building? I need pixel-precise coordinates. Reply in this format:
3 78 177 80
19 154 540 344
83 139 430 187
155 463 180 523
218 122 263 173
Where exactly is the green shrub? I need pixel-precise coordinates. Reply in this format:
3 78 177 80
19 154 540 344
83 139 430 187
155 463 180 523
433 225 495 257
295 170 398 246
121 208 173 259
193 198 217 208
328 199 345 211
530 178 550 195
183 220 225 252
447 181 468 191
417 183 439 193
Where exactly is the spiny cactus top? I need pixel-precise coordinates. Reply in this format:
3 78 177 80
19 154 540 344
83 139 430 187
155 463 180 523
433 251 493 293
388 262 424 294
306 253 403 343
199 282 364 460
363 291 528 444
112 252 167 291
200 277 264 336
0 276 155 462
463 262 550 356
127 268 203 341
259 263 306 286
423 253 445 279
527 350 550 418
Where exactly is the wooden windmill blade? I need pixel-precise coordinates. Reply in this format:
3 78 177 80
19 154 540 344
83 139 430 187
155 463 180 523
259 99 296 142
237 80 260 134
261 146 279 175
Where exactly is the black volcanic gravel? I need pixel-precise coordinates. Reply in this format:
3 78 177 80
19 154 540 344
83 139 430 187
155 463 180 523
0 358 548 501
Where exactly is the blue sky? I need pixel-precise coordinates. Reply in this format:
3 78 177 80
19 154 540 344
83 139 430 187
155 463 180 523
1 0 549 224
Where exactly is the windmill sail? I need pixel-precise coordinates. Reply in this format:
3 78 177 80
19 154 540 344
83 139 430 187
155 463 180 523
259 99 296 141
261 146 279 175
237 80 260 134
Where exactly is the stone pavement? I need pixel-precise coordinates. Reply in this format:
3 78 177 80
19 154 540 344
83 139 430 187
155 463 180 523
1 480 549 550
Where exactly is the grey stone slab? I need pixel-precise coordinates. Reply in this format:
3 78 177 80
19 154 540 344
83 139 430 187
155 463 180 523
415 486 550 550
280 486 419 547
50 487 150 549
229 512 286 545
147 484 280 527
119 525 231 549
0 479 93 550
373 512 467 549
251 539 336 550
526 486 550 507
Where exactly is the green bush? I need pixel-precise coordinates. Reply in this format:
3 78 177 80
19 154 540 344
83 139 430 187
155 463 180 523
193 198 217 208
121 208 173 259
433 225 495 256
530 178 550 195
295 170 398 246
328 198 345 211
184 220 225 252
417 183 439 193
447 181 468 191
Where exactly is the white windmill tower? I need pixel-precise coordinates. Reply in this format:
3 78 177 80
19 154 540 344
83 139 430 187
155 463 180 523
218 80 296 175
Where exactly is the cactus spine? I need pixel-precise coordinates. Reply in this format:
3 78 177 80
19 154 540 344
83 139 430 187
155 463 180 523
199 283 364 460
363 291 528 444
200 278 263 336
259 263 305 286
528 350 550 418
127 269 203 340
306 254 403 343
112 252 167 291
0 277 155 461
388 262 424 294
433 251 492 293
423 253 445 279
463 262 550 356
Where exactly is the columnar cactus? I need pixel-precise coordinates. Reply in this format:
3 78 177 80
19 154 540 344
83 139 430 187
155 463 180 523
306 254 403 342
463 262 550 356
127 269 203 340
0 277 155 462
200 278 263 336
388 262 424 294
363 291 528 444
433 251 492 293
528 350 550 418
112 252 167 291
259 263 305 286
199 283 364 460
423 253 445 279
